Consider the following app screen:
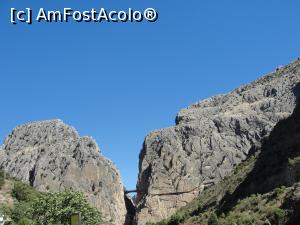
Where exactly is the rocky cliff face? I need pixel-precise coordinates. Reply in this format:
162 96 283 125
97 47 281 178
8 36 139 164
135 59 300 224
146 91 300 225
0 120 126 225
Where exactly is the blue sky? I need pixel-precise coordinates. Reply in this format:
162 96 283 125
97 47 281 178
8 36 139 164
1 0 300 189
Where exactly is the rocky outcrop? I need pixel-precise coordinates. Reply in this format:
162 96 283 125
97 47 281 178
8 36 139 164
219 91 300 212
0 120 126 225
135 59 300 224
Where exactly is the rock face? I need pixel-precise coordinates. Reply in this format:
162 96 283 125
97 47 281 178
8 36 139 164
0 120 126 225
135 59 300 224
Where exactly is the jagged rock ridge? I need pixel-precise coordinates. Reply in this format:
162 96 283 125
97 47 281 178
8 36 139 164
0 119 127 225
135 59 300 224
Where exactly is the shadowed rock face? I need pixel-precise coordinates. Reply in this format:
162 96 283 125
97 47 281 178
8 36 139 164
135 59 300 225
0 120 126 225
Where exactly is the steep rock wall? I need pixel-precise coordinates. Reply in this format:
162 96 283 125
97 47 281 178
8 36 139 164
135 59 300 224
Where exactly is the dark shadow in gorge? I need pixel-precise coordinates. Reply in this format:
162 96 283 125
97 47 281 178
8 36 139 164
218 82 300 214
124 192 136 225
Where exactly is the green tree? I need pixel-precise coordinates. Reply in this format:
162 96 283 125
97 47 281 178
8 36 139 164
29 189 103 225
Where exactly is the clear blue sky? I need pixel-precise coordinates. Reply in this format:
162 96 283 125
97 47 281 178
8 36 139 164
1 0 300 189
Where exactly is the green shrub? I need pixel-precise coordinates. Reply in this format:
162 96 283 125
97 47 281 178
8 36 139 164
267 207 285 224
11 181 40 203
168 212 187 225
237 213 256 225
12 217 35 225
220 212 257 225
0 170 5 189
288 156 300 167
208 213 219 225
0 205 12 218
11 202 32 223
273 208 285 222
12 182 31 202
273 187 285 198
235 194 259 212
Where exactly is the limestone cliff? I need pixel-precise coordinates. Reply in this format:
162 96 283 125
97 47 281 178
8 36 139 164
142 90 300 225
0 120 127 225
135 59 300 224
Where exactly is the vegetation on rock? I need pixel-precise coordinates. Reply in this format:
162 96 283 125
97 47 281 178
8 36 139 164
0 171 103 225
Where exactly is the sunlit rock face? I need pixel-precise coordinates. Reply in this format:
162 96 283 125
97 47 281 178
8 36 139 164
0 119 127 225
135 59 300 225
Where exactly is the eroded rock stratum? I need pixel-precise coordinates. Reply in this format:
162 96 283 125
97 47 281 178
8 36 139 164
135 59 300 224
0 120 127 225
